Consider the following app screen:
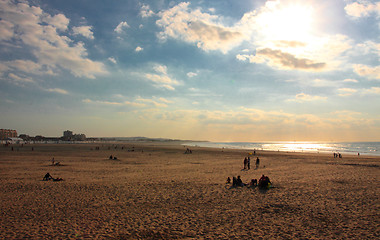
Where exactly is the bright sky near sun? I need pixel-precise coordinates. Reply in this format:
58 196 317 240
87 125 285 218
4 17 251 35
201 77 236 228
0 0 379 141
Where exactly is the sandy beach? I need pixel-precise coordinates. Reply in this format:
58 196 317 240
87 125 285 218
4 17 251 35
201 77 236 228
0 142 379 239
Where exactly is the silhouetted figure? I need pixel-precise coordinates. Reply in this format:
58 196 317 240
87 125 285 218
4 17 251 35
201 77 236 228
255 157 260 169
232 177 237 187
226 177 231 184
43 173 53 181
258 175 271 189
243 157 248 169
247 157 251 170
109 155 113 159
249 179 257 187
236 176 244 187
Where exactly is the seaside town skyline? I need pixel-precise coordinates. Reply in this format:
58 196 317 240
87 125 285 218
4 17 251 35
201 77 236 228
0 0 379 142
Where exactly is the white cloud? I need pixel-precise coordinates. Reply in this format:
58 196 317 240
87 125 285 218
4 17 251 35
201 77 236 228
156 2 247 54
43 13 69 31
108 57 117 64
140 4 154 18
45 88 69 95
8 73 35 84
363 87 380 95
153 64 167 75
114 21 130 34
135 46 143 52
72 26 94 39
83 96 171 108
287 93 327 103
353 64 380 79
343 78 359 83
0 20 14 41
0 1 107 79
338 88 358 96
345 1 380 18
187 72 198 77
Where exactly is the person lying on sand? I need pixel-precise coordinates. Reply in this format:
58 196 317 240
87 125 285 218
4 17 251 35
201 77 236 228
43 173 63 181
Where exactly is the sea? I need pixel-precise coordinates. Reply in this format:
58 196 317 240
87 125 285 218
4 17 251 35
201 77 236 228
184 141 380 156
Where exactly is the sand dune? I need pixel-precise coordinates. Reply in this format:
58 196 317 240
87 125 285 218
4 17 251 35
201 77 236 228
0 143 379 239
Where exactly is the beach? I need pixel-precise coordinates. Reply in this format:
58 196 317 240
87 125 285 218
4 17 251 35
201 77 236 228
0 142 379 239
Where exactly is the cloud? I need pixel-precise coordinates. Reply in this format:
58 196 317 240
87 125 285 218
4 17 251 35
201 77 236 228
353 64 380 79
8 73 34 83
287 93 327 102
83 96 171 108
140 4 154 18
156 2 246 53
45 88 69 95
187 72 197 77
345 1 380 18
363 87 380 95
153 64 167 74
145 74 178 90
43 13 69 31
343 79 359 83
135 46 143 52
135 97 170 107
247 48 326 71
0 1 107 79
0 19 15 41
72 26 94 39
114 21 130 34
338 88 358 97
108 57 117 64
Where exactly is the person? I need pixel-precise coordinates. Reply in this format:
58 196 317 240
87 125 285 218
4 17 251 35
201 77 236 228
247 157 251 170
243 157 248 169
255 157 260 169
258 174 271 189
249 179 257 187
51 157 55 165
43 173 53 181
226 177 231 184
232 177 238 187
236 176 244 187
109 155 113 159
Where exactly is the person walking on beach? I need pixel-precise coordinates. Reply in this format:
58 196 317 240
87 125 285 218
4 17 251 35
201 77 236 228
243 157 248 170
255 157 260 169
247 156 251 170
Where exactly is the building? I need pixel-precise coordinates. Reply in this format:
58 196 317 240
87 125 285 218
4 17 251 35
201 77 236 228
0 129 18 140
63 130 73 140
62 130 86 141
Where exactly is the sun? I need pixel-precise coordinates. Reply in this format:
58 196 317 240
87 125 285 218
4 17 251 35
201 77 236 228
257 3 315 43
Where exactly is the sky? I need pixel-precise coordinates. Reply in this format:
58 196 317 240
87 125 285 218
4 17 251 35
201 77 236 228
0 0 379 142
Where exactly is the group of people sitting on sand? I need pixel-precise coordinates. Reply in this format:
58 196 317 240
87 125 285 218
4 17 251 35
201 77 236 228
109 155 118 160
43 172 63 181
227 174 271 190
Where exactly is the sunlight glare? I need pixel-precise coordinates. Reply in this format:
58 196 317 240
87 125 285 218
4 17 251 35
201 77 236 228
258 4 314 43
